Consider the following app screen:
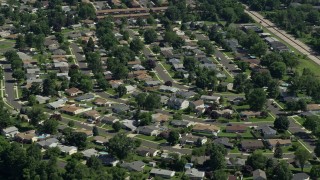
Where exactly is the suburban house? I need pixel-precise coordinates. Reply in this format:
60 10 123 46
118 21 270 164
57 145 78 155
121 120 137 131
185 168 205 180
159 85 179 93
292 173 310 180
93 98 111 107
65 87 83 97
75 94 95 102
136 147 159 157
93 136 110 145
212 109 233 118
306 104 320 112
225 124 247 133
227 158 246 169
144 80 162 87
170 120 193 128
214 138 234 149
83 110 101 121
100 116 119 124
150 168 175 179
167 97 189 110
152 113 169 123
37 138 59 149
47 98 67 109
241 140 265 152
266 139 292 149
98 154 119 166
240 111 261 119
15 130 37 143
180 134 207 146
200 95 220 104
121 161 145 172
35 95 50 104
81 148 98 159
253 169 267 180
176 91 196 99
112 104 130 113
190 100 205 110
192 124 220 135
60 105 91 115
136 126 160 136
257 125 277 138
2 126 19 138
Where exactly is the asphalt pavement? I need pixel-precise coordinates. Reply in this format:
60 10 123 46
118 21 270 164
70 43 91 75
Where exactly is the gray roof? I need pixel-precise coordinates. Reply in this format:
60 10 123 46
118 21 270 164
81 148 98 158
57 144 77 153
121 161 145 171
75 94 95 101
170 120 191 127
176 91 196 99
150 168 175 177
214 138 233 148
136 126 158 134
257 125 277 135
2 126 18 134
292 173 309 180
112 104 130 113
185 168 205 178
253 169 266 180
37 138 59 147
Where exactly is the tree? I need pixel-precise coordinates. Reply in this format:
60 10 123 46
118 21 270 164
247 88 267 111
267 80 280 98
44 147 61 159
274 142 283 158
78 2 96 19
272 161 292 180
65 132 87 150
246 151 267 170
294 147 311 172
249 41 268 57
42 119 59 134
144 29 157 44
108 133 138 160
212 169 228 180
130 38 144 54
92 126 99 136
85 37 95 53
28 95 37 106
28 107 47 126
167 130 179 146
310 165 320 180
112 121 121 132
16 35 26 49
274 116 290 131
116 85 127 98
164 81 173 87
139 112 152 126
233 73 248 93
208 144 226 171
68 121 75 127
42 78 56 96
269 62 287 79
144 59 156 70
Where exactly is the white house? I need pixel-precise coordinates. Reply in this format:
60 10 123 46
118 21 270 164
1 126 19 138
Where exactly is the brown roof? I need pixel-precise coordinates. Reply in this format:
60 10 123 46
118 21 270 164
241 111 261 116
83 110 100 118
192 100 204 106
77 129 93 136
60 105 82 113
152 113 169 122
307 104 320 111
225 125 246 132
267 139 292 146
93 98 108 105
241 140 264 149
93 136 110 143
65 87 82 95
193 124 220 132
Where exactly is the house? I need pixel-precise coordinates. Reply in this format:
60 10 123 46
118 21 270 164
176 91 196 99
159 85 179 93
152 113 169 123
93 136 110 145
191 156 210 166
214 138 234 149
98 154 119 166
121 120 137 131
35 95 50 104
241 140 265 152
15 130 37 143
292 173 310 180
150 168 175 179
75 94 95 102
180 134 207 146
93 98 110 107
225 124 247 133
192 124 220 135
112 104 130 113
136 146 159 157
266 139 292 149
57 145 78 155
200 95 220 104
47 98 67 109
121 161 145 172
65 87 83 97
83 110 101 121
227 158 246 168
100 116 119 124
190 100 205 110
240 111 261 119
257 125 277 138
125 85 137 94
37 138 59 149
185 168 205 180
145 80 162 87
253 169 267 180
170 120 193 127
136 126 160 136
81 148 98 159
77 129 94 137
306 104 320 111
167 97 189 110
60 105 86 115
2 126 19 138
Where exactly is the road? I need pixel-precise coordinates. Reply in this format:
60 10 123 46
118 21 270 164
70 43 91 75
0 59 21 110
244 6 320 66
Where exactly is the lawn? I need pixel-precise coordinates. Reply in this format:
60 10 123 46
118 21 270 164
135 134 167 144
218 128 254 139
292 116 305 126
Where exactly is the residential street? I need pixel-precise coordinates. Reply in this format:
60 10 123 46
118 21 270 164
70 43 91 75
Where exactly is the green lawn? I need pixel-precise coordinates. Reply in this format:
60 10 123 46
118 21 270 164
292 116 305 125
135 134 167 144
218 128 254 138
